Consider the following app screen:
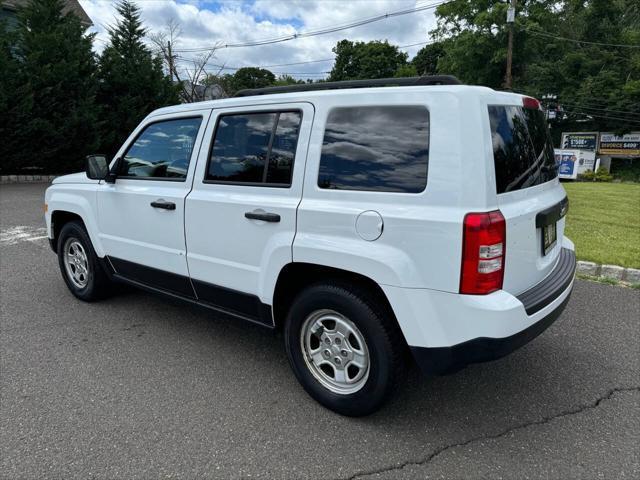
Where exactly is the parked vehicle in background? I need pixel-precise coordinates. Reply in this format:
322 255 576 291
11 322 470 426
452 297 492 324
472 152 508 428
44 77 576 416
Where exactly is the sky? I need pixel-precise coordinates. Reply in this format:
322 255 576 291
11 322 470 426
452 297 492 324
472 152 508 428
78 0 441 79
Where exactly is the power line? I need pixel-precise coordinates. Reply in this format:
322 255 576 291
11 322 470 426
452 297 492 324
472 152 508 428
562 109 640 125
174 39 435 73
173 58 330 76
559 102 640 117
558 97 615 107
226 58 334 68
172 1 448 53
524 27 640 49
174 55 331 72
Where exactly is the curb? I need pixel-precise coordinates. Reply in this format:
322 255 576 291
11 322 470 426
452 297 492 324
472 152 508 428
0 175 58 184
576 261 640 284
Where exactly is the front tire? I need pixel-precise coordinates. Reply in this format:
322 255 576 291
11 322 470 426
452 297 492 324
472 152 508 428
57 221 112 302
284 281 406 416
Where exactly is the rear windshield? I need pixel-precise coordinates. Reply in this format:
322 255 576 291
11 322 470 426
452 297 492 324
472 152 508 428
489 105 557 194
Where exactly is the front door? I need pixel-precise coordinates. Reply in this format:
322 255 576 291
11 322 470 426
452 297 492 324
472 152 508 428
185 103 314 323
97 110 210 296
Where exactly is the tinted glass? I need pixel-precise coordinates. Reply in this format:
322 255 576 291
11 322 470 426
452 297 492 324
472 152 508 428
208 113 275 183
122 118 201 179
489 105 557 194
206 111 301 185
318 106 429 193
266 112 301 184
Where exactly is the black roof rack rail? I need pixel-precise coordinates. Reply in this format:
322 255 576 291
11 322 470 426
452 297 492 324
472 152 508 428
234 75 462 97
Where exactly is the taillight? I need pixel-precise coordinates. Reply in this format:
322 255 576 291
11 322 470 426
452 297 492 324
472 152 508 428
523 96 541 110
460 210 506 295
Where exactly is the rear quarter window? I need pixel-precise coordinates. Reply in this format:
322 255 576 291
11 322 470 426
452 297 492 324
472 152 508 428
489 105 557 194
318 106 429 193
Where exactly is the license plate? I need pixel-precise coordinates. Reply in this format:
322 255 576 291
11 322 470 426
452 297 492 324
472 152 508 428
542 222 557 256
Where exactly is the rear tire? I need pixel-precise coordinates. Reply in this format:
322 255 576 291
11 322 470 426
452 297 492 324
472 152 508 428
57 221 112 302
284 281 406 416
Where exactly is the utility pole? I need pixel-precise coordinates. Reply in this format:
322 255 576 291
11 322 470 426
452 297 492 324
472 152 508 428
541 93 558 124
167 40 174 81
505 0 516 90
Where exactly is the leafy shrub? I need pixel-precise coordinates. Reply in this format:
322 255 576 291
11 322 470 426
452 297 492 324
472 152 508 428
578 171 596 181
610 158 640 183
578 168 613 182
594 168 614 182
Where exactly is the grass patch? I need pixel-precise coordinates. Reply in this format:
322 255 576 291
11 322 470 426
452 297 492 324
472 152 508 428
576 273 619 286
563 182 640 269
576 273 640 290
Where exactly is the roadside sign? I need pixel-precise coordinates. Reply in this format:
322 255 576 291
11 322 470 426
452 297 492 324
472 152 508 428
598 132 640 156
555 149 596 179
555 149 579 179
561 132 598 151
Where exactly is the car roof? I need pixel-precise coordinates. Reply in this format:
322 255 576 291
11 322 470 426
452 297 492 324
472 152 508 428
148 84 524 118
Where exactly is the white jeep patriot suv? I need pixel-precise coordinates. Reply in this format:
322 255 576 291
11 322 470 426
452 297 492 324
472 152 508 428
45 76 576 416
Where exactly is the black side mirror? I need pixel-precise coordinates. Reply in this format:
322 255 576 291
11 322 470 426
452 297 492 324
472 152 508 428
104 157 122 184
85 154 109 180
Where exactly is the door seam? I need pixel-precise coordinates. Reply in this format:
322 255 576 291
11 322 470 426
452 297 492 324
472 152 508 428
183 109 215 299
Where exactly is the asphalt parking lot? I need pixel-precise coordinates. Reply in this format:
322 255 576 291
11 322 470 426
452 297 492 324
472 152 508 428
1 183 639 479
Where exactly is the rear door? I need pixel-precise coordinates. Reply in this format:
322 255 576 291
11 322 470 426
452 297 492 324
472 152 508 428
185 103 314 324
488 101 567 295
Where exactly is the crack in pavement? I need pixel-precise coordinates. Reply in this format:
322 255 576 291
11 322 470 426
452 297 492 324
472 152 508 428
342 386 640 480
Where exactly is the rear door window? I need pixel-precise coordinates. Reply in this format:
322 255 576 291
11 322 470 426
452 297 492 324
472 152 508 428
489 105 557 194
318 106 429 193
205 111 302 186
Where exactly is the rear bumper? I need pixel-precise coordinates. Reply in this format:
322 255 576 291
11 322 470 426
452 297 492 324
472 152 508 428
516 248 575 315
382 243 576 375
410 287 572 375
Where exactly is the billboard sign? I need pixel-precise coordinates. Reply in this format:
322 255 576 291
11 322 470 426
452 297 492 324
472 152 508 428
561 132 598 151
598 132 640 156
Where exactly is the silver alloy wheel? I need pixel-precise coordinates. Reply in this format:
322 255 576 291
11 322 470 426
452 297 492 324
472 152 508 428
301 309 370 395
63 238 90 289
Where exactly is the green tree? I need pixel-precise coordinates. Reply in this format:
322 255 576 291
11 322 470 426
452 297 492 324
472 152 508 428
0 0 99 174
431 0 639 134
96 0 179 157
202 73 235 97
230 67 276 91
432 0 561 88
394 64 417 77
0 21 27 174
204 68 277 96
329 40 409 81
412 43 445 75
273 74 305 86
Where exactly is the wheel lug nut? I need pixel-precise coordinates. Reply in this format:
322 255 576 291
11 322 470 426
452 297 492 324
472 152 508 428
334 357 342 365
341 350 348 357
324 338 331 345
335 338 341 345
323 349 331 357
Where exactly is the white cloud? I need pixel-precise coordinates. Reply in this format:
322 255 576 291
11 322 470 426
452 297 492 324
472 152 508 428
79 0 438 79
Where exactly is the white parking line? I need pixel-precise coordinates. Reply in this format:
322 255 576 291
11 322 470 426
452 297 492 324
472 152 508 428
0 226 48 246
